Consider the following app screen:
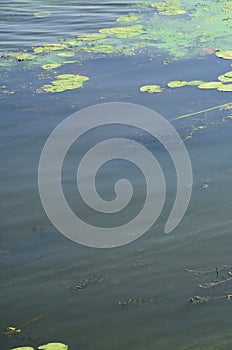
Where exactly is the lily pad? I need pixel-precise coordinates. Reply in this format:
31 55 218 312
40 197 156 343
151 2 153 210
57 52 75 57
217 84 232 92
167 80 187 88
117 15 140 23
34 11 52 18
198 82 223 89
140 84 162 93
218 71 232 83
77 33 106 41
42 74 89 93
151 1 186 15
11 348 34 350
41 63 62 70
6 53 35 61
186 80 204 86
38 343 68 350
99 25 143 38
33 44 67 54
88 45 115 53
216 51 232 60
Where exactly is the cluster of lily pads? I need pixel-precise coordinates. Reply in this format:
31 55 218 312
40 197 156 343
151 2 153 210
39 74 89 93
140 66 232 93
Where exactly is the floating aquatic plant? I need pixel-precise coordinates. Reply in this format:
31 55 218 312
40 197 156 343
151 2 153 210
99 25 143 38
116 14 140 23
38 343 68 350
77 33 106 41
57 52 75 57
198 82 223 89
41 74 89 93
217 84 232 92
151 1 186 15
216 51 232 60
11 347 34 350
140 85 162 93
218 71 232 83
5 53 35 61
41 63 62 70
167 80 187 88
186 80 204 86
33 44 68 54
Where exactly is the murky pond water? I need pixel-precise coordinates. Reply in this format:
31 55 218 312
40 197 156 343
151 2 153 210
1 1 232 349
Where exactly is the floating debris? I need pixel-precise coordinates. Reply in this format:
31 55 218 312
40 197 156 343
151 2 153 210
69 276 104 290
77 33 106 41
117 298 154 306
34 11 52 18
41 63 62 70
4 326 22 335
33 44 68 54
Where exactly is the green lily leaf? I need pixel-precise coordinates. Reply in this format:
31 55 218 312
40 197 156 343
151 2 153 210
117 15 140 23
140 84 162 93
11 347 34 350
198 81 223 89
216 51 232 59
218 71 232 83
167 80 187 88
217 84 232 92
38 343 68 350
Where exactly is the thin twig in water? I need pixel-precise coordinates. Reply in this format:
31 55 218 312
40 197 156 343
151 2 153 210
171 102 232 120
199 276 232 289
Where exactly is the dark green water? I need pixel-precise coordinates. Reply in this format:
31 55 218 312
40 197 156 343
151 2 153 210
1 1 232 349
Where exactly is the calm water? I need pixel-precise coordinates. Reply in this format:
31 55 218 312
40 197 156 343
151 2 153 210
1 1 232 349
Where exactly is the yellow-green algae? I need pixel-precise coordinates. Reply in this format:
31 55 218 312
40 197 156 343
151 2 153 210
151 0 186 15
140 85 162 93
42 74 89 93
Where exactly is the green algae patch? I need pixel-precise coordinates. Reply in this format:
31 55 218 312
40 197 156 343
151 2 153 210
140 84 162 93
216 51 232 60
42 74 89 93
167 80 187 88
117 14 141 23
33 44 68 54
218 71 232 83
77 33 106 41
217 84 232 92
57 52 75 57
41 63 62 70
186 80 204 86
34 11 52 18
99 25 143 38
38 343 68 350
198 82 223 89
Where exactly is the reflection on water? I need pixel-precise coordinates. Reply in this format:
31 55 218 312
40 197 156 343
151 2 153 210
1 1 232 349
